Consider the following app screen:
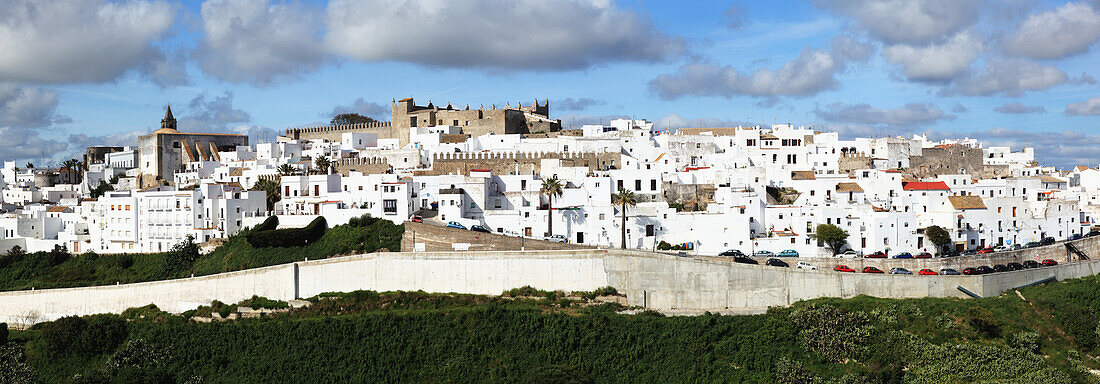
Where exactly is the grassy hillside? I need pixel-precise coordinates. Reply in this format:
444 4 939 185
0 215 403 291
7 275 1100 383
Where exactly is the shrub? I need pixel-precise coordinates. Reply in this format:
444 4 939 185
47 245 70 267
1009 332 1041 354
115 255 134 269
240 295 289 310
0 322 6 344
41 316 87 354
162 236 200 277
246 217 327 248
253 216 279 232
74 315 128 356
0 344 35 384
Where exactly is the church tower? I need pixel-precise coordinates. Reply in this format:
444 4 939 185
160 105 177 131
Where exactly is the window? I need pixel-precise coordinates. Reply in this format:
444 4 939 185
635 180 641 191
650 180 657 191
383 199 397 214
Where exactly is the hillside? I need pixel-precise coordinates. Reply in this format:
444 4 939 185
7 275 1100 383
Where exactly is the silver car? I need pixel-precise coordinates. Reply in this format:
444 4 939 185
889 267 913 275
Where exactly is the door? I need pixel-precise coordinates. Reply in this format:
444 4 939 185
577 232 584 243
524 227 532 237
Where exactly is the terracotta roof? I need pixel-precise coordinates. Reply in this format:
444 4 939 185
791 171 816 180
835 182 863 192
46 206 68 212
1075 165 1091 171
902 181 950 191
760 134 779 140
229 167 249 177
948 196 986 210
1039 176 1065 183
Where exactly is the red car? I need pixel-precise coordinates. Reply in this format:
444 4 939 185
977 247 994 254
862 266 884 274
865 251 887 259
962 267 978 275
410 215 423 223
915 252 933 259
834 265 856 273
918 268 938 276
1042 259 1059 266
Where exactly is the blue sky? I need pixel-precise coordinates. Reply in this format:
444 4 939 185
1 0 1099 167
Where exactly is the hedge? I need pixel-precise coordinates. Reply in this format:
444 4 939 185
246 217 327 248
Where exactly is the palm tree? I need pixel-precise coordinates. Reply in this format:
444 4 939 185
277 163 296 176
251 178 282 211
611 188 637 249
61 159 80 184
314 155 330 174
540 177 563 236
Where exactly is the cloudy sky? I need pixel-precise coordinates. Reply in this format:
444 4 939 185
1 0 1099 167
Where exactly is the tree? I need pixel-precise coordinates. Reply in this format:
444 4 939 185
814 224 849 255
91 180 114 198
314 155 331 174
62 159 81 184
611 188 637 249
24 162 33 169
331 113 378 126
540 177 563 236
162 235 199 277
251 179 281 211
925 225 952 253
277 163 297 176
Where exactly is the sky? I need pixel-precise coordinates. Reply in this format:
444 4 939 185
1 0 1099 168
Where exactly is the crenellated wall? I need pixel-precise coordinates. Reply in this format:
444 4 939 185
425 150 620 175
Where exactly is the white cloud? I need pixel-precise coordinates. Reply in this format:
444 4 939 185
327 98 390 119
813 0 981 45
993 102 1046 114
1066 97 1100 116
649 36 871 99
654 113 750 131
0 127 68 162
196 0 328 85
884 31 982 82
0 84 70 128
324 0 684 71
947 59 1074 96
813 102 955 126
1003 2 1100 60
554 98 606 112
0 0 174 83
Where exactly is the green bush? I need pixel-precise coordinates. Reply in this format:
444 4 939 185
253 216 279 232
246 217 327 248
0 322 6 344
240 295 289 310
41 316 87 354
74 315 128 356
161 236 200 277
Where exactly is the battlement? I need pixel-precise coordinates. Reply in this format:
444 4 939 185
285 121 393 137
432 151 604 161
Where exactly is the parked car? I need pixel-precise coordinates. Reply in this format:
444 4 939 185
834 265 856 273
918 268 938 276
1011 244 1024 250
892 252 914 259
470 225 492 233
962 250 978 256
1025 241 1040 248
865 251 887 259
445 221 467 230
543 234 567 243
1069 233 1083 241
796 261 817 270
976 265 995 274
977 247 994 254
940 268 961 275
1087 230 1100 237
841 249 858 257
962 267 978 275
993 264 1010 272
1023 260 1041 268
765 258 789 267
993 245 1009 252
889 267 913 275
719 249 746 257
941 250 961 257
409 215 423 223
862 266 885 274
1007 262 1024 271
1040 237 1056 246
733 256 758 265
915 252 933 259
777 249 799 257
754 250 775 258
1042 259 1059 266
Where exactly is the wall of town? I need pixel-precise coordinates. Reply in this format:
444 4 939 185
5 245 1100 325
426 151 620 176
908 145 1010 179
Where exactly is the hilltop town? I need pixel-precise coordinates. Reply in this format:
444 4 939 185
0 97 1092 258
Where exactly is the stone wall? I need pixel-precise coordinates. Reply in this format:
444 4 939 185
284 121 403 147
908 145 1010 179
402 221 594 252
426 151 619 176
331 156 391 176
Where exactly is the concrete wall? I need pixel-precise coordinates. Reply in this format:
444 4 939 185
4 246 1100 325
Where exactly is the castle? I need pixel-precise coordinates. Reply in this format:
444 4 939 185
138 106 249 188
282 97 561 147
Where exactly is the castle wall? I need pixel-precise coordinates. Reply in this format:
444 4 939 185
909 146 1010 179
423 151 620 176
